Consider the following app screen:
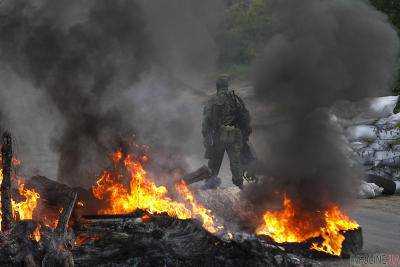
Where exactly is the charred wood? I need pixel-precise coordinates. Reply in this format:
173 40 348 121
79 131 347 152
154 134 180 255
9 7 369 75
181 165 212 185
72 212 319 266
42 191 77 267
1 131 13 232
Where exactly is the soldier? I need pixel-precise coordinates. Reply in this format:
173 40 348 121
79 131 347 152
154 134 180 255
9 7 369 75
202 74 252 189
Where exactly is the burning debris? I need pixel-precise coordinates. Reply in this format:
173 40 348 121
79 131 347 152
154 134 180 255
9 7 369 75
0 133 40 227
91 149 221 233
71 210 320 266
241 0 398 261
255 195 360 256
0 132 78 266
0 132 364 266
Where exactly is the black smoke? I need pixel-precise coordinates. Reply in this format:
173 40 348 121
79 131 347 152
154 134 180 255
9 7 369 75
245 0 399 214
0 0 226 186
0 0 152 186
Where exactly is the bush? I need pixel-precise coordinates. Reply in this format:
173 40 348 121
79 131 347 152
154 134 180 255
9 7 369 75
369 0 400 98
216 0 269 69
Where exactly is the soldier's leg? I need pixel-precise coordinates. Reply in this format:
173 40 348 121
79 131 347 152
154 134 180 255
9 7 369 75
226 131 243 188
207 143 225 177
203 144 224 189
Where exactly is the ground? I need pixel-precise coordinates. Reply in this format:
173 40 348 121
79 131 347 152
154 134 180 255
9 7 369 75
352 195 400 254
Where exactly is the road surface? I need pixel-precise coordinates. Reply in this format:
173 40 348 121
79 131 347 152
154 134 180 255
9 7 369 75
352 196 400 254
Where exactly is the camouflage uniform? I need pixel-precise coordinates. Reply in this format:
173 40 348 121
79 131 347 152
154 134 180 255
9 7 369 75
202 75 252 188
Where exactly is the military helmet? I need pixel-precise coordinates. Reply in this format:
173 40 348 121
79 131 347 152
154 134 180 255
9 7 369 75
216 74 230 91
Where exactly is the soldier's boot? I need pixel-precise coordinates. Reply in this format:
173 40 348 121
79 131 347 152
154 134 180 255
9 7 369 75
232 176 243 190
204 147 224 190
202 175 221 190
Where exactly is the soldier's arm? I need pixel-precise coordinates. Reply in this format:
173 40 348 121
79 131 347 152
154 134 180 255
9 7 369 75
202 102 212 143
237 96 252 141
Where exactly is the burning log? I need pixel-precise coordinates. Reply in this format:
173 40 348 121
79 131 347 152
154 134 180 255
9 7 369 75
25 176 97 211
42 191 77 267
255 195 363 258
341 227 363 258
23 175 99 226
1 131 13 232
259 227 363 259
181 165 212 185
55 191 77 238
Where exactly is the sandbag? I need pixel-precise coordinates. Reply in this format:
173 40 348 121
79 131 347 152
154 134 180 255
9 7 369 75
332 96 399 126
358 148 375 165
365 174 397 195
366 168 393 180
373 151 400 167
350 141 369 151
368 140 389 151
377 128 400 143
346 125 378 142
386 113 400 128
396 181 400 194
369 96 399 118
358 181 384 199
376 113 400 129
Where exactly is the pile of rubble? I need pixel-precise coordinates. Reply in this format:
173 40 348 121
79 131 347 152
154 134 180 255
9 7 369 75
332 96 400 198
0 132 324 266
72 212 321 266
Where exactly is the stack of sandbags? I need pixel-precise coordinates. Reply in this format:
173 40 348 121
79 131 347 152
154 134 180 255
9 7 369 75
332 96 400 198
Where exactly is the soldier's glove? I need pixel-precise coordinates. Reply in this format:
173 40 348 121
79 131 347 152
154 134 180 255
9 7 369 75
203 139 211 149
243 171 258 184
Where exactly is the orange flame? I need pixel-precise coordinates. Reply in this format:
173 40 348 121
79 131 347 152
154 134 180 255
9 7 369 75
77 201 85 208
30 225 41 242
75 234 100 246
92 150 220 233
256 195 359 256
175 180 220 233
43 215 59 229
0 158 40 228
12 179 40 221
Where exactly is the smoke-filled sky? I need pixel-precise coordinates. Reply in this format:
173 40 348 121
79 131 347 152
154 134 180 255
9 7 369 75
245 0 399 214
0 0 223 187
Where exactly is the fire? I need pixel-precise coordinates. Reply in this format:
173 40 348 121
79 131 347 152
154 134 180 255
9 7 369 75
256 195 359 256
0 157 40 227
75 234 100 246
175 180 220 233
30 225 41 242
310 205 359 255
77 201 85 208
12 179 40 221
43 216 59 229
92 150 220 233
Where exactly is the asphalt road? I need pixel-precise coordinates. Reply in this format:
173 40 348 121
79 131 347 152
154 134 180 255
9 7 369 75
351 196 400 254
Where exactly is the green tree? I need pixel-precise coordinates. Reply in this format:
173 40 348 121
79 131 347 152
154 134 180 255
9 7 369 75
369 0 400 96
216 0 270 73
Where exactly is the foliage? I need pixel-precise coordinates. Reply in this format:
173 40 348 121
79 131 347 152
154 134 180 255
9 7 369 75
216 0 270 71
369 1 400 98
217 0 400 94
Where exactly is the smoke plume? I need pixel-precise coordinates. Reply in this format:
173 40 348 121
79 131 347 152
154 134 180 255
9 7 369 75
245 0 399 213
0 0 152 186
0 0 224 186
